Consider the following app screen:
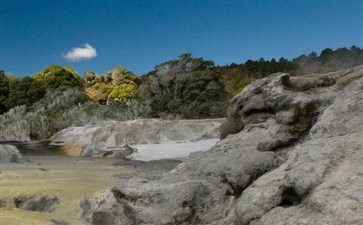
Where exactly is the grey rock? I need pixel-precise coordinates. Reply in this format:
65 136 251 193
0 144 21 163
14 195 59 212
91 211 118 225
50 118 224 157
80 198 92 220
290 77 324 91
99 144 136 159
84 66 363 225
0 197 6 208
50 219 69 225
80 191 134 225
231 70 363 225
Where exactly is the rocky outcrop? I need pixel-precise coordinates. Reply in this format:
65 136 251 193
51 119 223 159
83 65 363 225
14 194 59 212
0 144 21 163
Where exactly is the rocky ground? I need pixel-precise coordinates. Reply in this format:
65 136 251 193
82 65 363 225
0 119 223 225
0 155 181 225
2 66 362 225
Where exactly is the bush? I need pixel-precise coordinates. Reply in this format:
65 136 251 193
0 106 31 141
0 86 154 140
108 83 138 102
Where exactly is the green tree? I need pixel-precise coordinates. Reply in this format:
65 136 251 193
5 77 45 109
140 53 227 118
0 70 9 113
35 65 84 90
320 48 334 63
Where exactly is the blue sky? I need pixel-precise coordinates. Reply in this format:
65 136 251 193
1 0 362 76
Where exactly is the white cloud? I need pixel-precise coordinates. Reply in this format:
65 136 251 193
63 44 97 61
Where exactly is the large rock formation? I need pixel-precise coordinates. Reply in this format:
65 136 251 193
83 65 363 225
0 144 22 163
51 119 223 159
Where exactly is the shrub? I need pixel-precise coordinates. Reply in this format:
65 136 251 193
108 83 138 103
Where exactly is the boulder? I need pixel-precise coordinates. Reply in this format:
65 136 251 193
83 66 363 225
0 144 21 163
14 195 59 212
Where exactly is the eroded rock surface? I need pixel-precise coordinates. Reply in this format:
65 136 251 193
51 118 223 159
14 195 59 213
0 197 7 208
0 144 22 163
84 65 363 225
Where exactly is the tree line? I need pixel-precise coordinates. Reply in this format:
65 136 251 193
1 45 362 116
216 45 363 95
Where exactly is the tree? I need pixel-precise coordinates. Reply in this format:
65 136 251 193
44 70 83 90
35 65 84 90
139 54 227 118
4 77 45 109
320 48 334 63
0 70 9 113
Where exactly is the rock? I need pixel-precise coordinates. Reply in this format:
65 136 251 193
84 66 363 225
80 191 133 225
336 65 363 88
96 144 136 159
0 144 21 163
0 197 7 208
52 119 223 147
80 199 92 220
219 104 244 139
51 119 223 159
14 195 59 212
224 67 363 225
289 77 324 91
50 219 69 225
